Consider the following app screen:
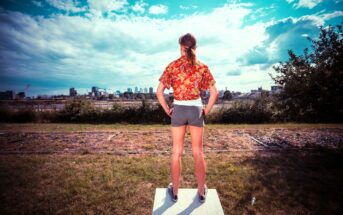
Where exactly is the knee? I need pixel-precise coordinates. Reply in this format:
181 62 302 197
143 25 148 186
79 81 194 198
192 150 204 160
172 150 182 159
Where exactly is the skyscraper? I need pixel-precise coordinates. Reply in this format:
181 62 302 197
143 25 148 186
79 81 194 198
149 87 153 94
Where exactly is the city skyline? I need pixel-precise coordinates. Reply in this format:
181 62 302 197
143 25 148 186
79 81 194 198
0 0 342 97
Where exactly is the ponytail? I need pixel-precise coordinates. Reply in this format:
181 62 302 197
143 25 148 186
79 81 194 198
179 33 197 65
186 45 196 65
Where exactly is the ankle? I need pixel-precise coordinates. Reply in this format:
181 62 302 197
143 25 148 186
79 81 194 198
173 188 178 196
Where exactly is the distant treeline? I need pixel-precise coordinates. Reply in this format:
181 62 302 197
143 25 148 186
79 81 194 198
1 24 342 124
0 97 274 124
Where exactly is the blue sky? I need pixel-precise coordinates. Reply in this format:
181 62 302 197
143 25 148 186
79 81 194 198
0 0 342 96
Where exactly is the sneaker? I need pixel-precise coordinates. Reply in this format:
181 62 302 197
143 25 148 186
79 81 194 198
168 183 178 202
199 184 208 203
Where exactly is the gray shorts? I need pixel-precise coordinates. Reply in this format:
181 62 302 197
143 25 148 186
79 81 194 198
171 104 205 127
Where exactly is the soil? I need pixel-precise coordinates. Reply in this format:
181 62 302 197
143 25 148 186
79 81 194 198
0 127 341 155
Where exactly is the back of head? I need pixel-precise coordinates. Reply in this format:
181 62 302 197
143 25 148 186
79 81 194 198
179 33 197 65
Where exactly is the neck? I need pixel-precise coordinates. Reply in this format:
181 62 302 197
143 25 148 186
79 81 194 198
181 50 187 57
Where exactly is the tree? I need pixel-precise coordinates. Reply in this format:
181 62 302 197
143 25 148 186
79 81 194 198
223 90 232 100
270 23 343 122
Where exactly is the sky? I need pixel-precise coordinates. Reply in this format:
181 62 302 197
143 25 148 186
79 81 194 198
0 0 342 97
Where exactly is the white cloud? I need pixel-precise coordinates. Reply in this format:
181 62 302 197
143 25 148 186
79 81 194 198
0 2 270 94
322 11 343 20
87 0 128 13
32 1 43 7
46 0 87 13
287 0 323 9
148 4 168 15
2 1 336 95
179 5 198 10
132 0 147 14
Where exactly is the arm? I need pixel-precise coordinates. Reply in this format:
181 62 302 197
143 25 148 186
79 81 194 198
156 82 173 117
203 84 218 115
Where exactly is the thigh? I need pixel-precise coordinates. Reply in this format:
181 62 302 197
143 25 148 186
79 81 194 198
171 125 187 153
189 125 204 152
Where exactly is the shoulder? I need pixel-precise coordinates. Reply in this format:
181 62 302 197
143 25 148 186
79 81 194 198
195 59 210 72
169 56 184 65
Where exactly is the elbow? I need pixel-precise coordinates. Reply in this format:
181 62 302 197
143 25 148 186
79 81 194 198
212 89 218 97
210 88 218 100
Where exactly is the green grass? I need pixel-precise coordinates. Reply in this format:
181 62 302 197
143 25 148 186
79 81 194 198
0 151 342 215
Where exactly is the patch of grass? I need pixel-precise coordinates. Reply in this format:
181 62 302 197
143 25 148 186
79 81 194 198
0 150 342 214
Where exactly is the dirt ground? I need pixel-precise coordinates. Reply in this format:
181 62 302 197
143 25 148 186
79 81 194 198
0 126 341 155
0 123 342 215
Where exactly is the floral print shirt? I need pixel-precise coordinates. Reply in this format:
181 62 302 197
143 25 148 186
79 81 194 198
159 55 216 100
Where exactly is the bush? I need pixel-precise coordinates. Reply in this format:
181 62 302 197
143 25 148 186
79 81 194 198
206 98 274 124
0 98 279 124
0 106 37 123
57 99 97 123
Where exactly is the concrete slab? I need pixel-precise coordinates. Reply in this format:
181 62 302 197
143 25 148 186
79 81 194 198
152 188 225 215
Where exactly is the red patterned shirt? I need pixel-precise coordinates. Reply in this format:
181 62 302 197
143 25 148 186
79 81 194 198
159 55 216 100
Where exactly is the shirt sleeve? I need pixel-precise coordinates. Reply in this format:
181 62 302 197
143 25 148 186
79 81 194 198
158 64 173 90
200 66 216 90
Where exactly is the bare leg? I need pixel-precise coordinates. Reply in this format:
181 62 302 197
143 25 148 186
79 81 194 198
189 125 206 196
171 125 186 195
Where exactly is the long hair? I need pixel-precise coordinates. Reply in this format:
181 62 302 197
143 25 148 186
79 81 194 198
179 33 197 65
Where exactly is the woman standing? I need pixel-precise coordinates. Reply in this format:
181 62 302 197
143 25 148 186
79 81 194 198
156 33 218 203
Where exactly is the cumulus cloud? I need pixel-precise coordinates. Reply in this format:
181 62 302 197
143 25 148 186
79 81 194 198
179 5 198 10
286 0 323 9
46 0 87 13
0 1 278 94
132 0 147 14
1 1 339 95
87 0 128 13
148 4 168 15
238 16 323 67
32 1 43 7
322 10 343 20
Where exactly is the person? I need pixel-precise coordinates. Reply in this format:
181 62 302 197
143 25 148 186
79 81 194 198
156 33 218 203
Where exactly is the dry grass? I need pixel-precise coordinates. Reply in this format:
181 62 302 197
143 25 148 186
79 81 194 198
0 123 342 133
0 123 342 214
0 151 342 214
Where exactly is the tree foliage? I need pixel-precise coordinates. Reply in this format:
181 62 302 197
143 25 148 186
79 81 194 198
223 90 233 100
270 23 343 122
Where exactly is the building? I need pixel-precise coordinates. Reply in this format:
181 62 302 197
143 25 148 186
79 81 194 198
248 86 269 99
69 88 77 97
127 88 133 93
144 87 148 93
16 92 26 100
0 90 15 100
149 87 153 94
92 86 99 97
134 87 138 93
